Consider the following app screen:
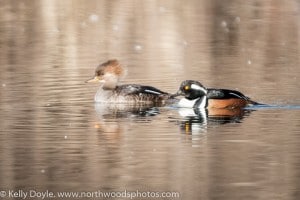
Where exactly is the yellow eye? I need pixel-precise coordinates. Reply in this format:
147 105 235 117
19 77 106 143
184 85 190 90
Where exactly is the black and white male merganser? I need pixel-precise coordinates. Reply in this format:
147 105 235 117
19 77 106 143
173 80 260 109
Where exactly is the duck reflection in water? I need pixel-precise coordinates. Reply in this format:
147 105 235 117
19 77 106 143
94 103 160 120
177 107 253 135
93 103 162 140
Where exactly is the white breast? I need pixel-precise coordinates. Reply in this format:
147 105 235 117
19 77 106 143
178 98 198 108
94 89 112 102
178 96 207 108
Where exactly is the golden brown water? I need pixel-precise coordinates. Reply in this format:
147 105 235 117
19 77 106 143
0 1 300 199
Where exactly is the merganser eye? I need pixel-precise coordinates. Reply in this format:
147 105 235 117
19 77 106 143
184 85 190 90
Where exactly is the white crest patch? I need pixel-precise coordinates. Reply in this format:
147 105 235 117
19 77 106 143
191 84 207 94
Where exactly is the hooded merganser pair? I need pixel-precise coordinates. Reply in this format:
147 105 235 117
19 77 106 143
87 60 259 108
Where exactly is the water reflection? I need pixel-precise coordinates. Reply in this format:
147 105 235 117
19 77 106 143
94 103 161 122
94 102 253 137
94 103 161 142
177 107 252 135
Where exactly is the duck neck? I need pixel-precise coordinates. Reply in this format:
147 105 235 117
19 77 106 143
194 95 207 109
102 75 119 90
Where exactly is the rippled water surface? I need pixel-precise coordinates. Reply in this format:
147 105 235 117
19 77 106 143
1 1 300 199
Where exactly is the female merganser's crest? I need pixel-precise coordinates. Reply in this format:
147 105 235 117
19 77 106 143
174 80 260 109
86 59 127 90
86 59 174 104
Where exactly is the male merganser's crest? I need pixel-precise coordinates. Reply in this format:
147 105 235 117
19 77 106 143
175 80 207 108
86 59 174 104
174 80 260 109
